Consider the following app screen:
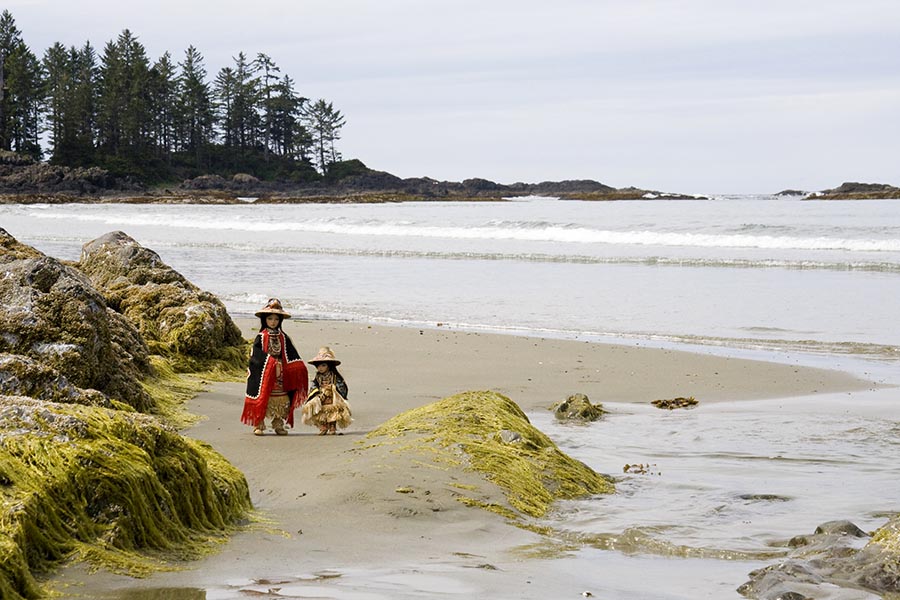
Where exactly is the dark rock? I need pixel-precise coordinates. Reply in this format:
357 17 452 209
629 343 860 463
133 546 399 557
738 560 822 599
181 174 228 190
551 393 605 422
814 520 867 538
738 518 900 598
824 182 895 194
0 162 133 195
0 239 153 410
814 182 900 200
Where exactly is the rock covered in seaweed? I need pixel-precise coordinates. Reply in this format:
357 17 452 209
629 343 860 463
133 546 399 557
0 229 153 410
367 390 613 519
0 394 251 599
78 231 245 369
0 229 253 599
551 392 605 422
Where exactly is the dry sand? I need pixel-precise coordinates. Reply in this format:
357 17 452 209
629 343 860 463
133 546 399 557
47 319 873 599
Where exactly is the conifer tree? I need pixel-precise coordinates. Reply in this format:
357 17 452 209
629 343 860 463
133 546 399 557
1 10 43 157
4 42 43 157
176 45 214 169
254 52 279 160
96 29 152 169
302 99 346 174
149 51 177 160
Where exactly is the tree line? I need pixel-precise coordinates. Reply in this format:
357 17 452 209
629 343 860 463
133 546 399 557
0 10 348 184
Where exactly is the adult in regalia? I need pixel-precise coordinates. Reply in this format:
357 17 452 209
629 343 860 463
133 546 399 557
241 298 308 435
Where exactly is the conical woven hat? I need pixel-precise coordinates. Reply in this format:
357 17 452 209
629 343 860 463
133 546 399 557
254 297 291 318
309 346 340 365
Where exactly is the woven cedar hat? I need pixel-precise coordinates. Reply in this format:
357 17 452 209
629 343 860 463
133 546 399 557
309 346 341 365
254 298 291 319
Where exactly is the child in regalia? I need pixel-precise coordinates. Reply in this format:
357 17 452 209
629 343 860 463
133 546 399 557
241 298 308 435
302 346 352 435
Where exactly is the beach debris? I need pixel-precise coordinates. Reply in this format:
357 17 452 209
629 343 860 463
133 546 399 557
551 393 605 422
651 396 698 410
395 486 414 494
465 563 498 570
737 493 791 503
582 592 594 598
623 463 660 475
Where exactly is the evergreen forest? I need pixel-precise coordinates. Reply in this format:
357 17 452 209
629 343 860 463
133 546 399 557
0 10 349 185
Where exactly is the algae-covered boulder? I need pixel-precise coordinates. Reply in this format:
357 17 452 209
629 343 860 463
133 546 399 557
368 390 613 519
551 392 605 422
0 227 42 260
0 231 253 599
78 231 244 369
0 394 251 600
0 232 153 410
855 515 900 591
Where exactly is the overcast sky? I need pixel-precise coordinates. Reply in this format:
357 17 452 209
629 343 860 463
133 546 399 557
7 0 900 194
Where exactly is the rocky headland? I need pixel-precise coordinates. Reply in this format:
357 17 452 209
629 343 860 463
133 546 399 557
2 151 897 203
0 151 702 203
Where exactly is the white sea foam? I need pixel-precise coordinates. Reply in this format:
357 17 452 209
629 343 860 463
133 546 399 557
26 209 900 253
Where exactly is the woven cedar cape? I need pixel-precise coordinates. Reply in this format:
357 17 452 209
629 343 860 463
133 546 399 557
241 329 308 427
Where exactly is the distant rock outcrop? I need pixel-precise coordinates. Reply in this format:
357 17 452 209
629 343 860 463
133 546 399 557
811 182 900 200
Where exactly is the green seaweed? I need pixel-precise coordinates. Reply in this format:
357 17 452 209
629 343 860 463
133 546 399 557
0 396 251 600
141 355 244 429
366 390 613 519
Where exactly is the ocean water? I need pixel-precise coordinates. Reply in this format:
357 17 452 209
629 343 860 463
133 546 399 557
2 196 899 598
4 196 899 361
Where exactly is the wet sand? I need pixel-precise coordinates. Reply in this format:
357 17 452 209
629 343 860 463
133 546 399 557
46 320 873 599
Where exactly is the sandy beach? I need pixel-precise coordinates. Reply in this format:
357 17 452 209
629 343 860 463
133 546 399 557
47 319 875 599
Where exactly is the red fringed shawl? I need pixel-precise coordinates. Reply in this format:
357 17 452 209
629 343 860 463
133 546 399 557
241 329 308 427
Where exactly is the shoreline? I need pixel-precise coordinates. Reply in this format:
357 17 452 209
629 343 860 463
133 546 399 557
45 319 877 598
